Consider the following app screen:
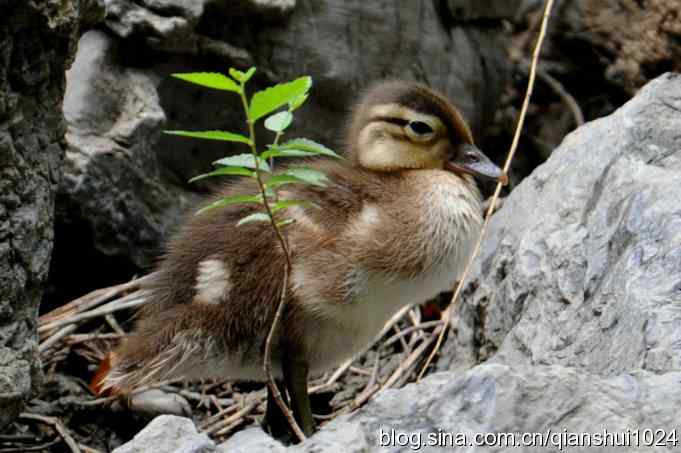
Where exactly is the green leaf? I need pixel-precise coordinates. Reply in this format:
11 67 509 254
243 67 256 82
236 212 271 226
214 154 271 172
172 73 241 93
228 67 257 83
276 218 296 228
260 147 316 161
196 194 262 215
189 166 254 183
164 130 250 145
284 167 328 187
289 93 308 111
271 199 312 213
229 68 244 82
264 111 293 132
249 76 312 121
279 138 341 158
265 174 306 188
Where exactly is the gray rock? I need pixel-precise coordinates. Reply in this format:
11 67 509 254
218 427 287 453
104 0 206 50
125 361 681 451
446 0 522 21
128 389 192 419
250 0 510 146
440 73 681 375
0 0 80 429
80 0 107 28
113 415 215 453
235 0 296 17
60 30 193 269
216 366 681 452
103 0 255 62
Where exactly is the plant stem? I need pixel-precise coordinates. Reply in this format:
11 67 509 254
238 88 305 442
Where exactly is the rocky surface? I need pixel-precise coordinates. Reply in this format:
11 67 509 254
112 415 215 453
122 365 681 452
60 30 192 270
104 0 207 53
112 73 681 453
441 72 681 376
0 0 82 428
47 29 198 307
550 0 681 94
246 0 510 144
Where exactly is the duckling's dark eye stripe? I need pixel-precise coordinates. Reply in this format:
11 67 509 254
370 116 410 127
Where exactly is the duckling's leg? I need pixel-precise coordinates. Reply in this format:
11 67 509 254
264 379 290 439
283 357 315 437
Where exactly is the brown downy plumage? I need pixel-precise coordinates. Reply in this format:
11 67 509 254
95 80 506 436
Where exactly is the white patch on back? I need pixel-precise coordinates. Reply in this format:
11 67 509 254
348 203 381 236
194 259 230 305
358 204 380 227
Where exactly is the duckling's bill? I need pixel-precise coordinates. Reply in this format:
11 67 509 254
445 144 508 186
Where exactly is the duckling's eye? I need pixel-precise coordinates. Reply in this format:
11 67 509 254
405 121 435 141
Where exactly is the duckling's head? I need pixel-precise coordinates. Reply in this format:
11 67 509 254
346 81 507 184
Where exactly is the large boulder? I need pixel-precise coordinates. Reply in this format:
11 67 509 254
0 0 85 428
309 364 681 452
441 73 681 375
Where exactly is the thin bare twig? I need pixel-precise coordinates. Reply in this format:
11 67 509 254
104 314 126 335
519 58 584 126
19 413 81 453
0 439 60 452
203 397 261 435
350 330 440 411
200 395 254 429
381 320 444 348
38 275 151 324
64 333 126 344
78 445 105 453
38 293 148 334
39 324 78 353
417 0 556 381
366 353 380 390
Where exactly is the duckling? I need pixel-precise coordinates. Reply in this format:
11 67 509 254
95 80 506 437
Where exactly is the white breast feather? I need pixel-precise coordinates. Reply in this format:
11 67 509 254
301 176 482 373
